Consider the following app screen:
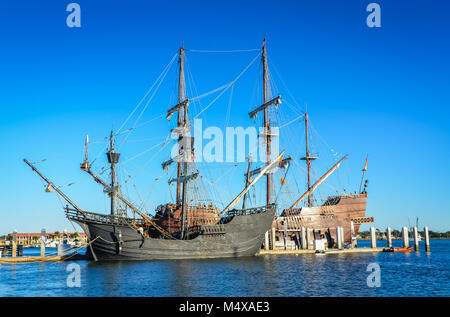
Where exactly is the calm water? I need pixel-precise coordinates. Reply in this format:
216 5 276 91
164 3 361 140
1 240 449 297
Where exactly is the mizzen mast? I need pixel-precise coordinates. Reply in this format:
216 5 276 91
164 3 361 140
300 112 318 207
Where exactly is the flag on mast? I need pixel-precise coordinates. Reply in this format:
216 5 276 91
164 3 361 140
278 153 284 165
362 155 368 172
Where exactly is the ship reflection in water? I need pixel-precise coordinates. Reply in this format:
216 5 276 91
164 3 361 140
0 240 449 297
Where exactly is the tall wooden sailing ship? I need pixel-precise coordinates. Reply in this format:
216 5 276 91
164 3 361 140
24 41 286 260
24 39 374 258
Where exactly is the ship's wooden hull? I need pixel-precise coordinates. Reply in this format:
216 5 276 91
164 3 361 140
274 193 370 245
71 205 276 261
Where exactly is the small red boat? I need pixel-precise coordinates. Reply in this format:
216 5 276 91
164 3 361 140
384 246 414 253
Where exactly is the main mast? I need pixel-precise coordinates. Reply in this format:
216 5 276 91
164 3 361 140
176 44 185 205
179 43 190 240
165 41 193 239
248 38 282 207
262 40 271 205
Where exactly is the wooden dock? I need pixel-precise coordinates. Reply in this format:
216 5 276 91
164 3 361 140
0 253 89 264
257 247 385 256
259 224 431 255
0 255 63 263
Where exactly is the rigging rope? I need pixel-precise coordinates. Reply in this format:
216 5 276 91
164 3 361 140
278 114 304 129
187 48 260 53
116 52 178 135
189 51 261 122
115 114 166 136
118 52 178 150
118 140 166 166
190 83 232 101
122 133 171 185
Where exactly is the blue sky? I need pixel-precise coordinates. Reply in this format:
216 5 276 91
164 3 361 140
0 0 449 234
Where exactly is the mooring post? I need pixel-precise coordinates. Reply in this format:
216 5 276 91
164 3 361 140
370 227 376 249
402 226 409 248
301 227 306 250
264 231 269 251
386 227 392 248
413 227 419 251
336 227 342 249
12 230 17 258
340 227 345 249
424 226 430 252
306 228 313 250
63 229 69 254
57 241 62 256
282 220 287 250
40 229 46 257
350 221 357 248
271 227 276 250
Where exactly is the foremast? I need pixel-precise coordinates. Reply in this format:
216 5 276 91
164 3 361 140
106 131 120 216
81 131 120 217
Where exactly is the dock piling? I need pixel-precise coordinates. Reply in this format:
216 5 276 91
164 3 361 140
264 231 269 251
301 227 306 250
350 221 357 248
386 227 392 248
402 226 409 248
413 227 419 251
282 221 287 250
336 227 343 249
12 230 17 258
424 226 430 252
40 229 46 257
307 228 313 250
370 227 376 249
271 227 276 250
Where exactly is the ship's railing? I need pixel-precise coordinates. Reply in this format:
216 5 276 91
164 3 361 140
350 216 374 224
282 208 302 216
188 224 226 235
64 207 138 226
325 193 367 200
224 203 275 218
